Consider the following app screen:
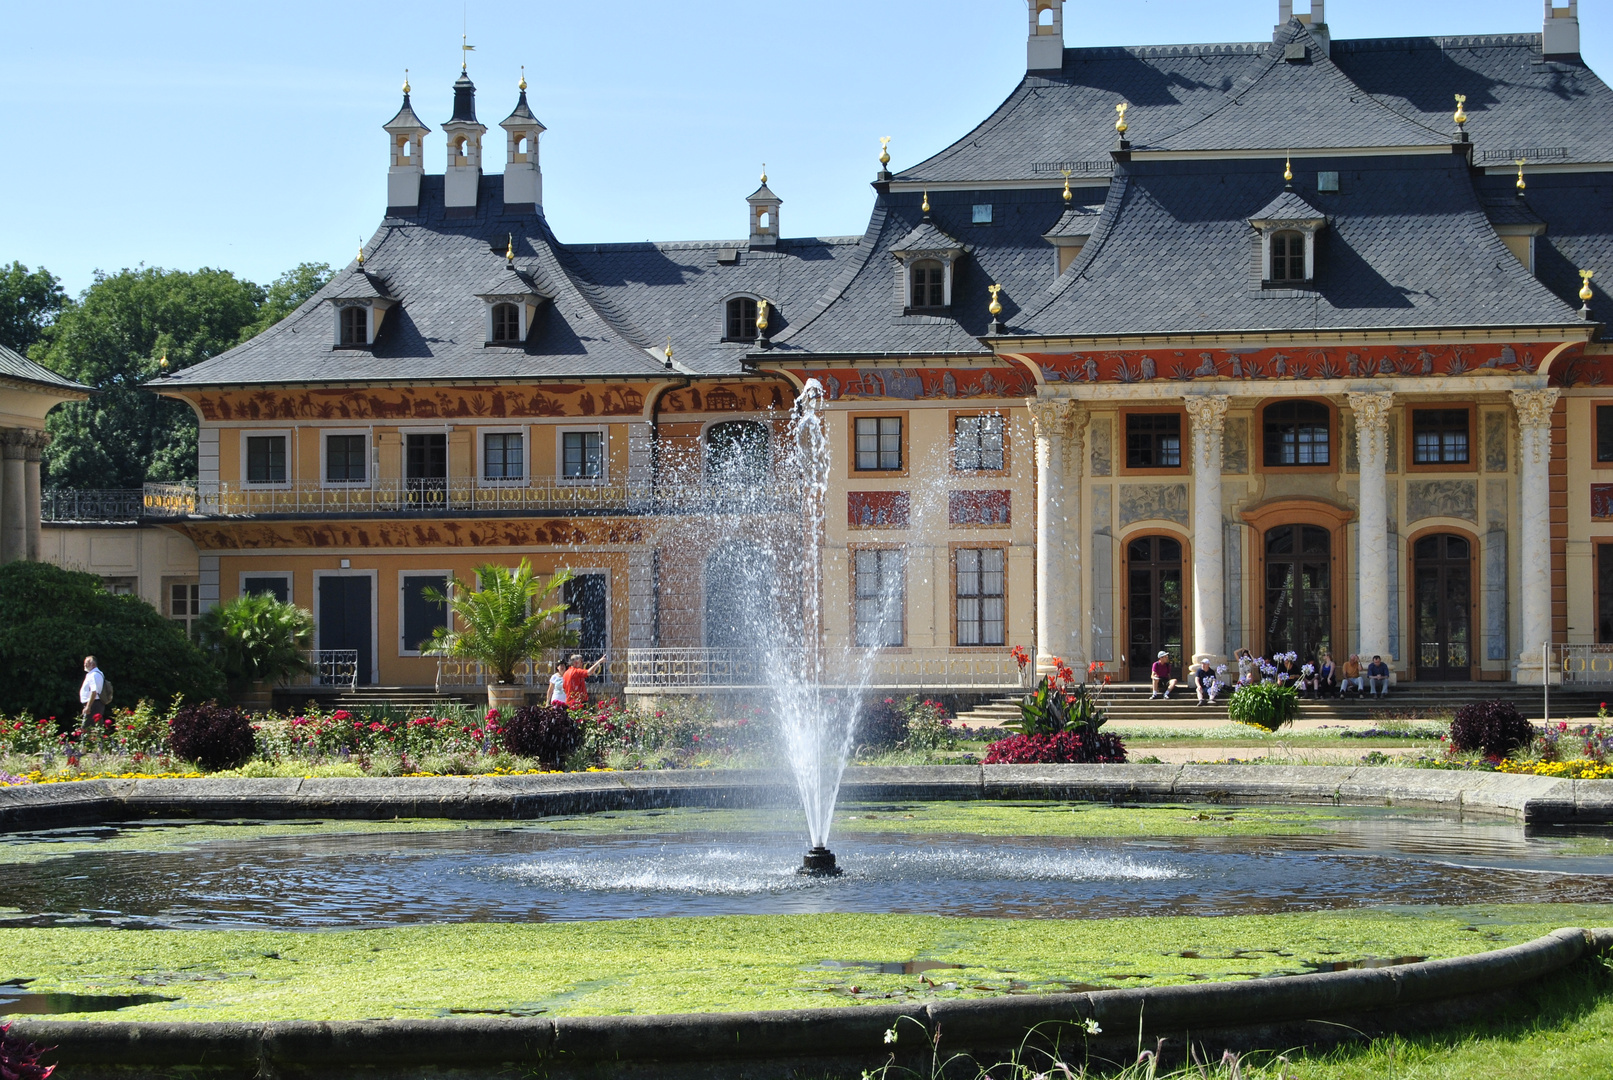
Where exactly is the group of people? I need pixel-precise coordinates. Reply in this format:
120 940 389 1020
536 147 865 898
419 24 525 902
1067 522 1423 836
547 654 608 707
1148 649 1393 705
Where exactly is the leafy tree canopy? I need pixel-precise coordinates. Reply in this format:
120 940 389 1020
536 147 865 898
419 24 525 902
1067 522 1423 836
0 261 67 356
0 561 224 719
35 262 332 490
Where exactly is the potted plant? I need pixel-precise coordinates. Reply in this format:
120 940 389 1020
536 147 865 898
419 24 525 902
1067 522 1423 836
423 560 578 713
196 593 316 710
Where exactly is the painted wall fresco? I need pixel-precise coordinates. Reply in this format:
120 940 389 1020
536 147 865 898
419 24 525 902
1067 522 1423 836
659 383 791 414
188 385 658 422
790 367 1033 401
170 518 645 551
848 491 910 529
1592 483 1613 521
1406 479 1478 523
1030 344 1558 384
949 490 1012 526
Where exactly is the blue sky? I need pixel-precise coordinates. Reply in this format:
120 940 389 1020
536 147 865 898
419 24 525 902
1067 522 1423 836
2 1 1605 296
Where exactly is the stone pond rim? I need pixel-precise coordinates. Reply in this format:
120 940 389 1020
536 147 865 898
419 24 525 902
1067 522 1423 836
1 764 1610 829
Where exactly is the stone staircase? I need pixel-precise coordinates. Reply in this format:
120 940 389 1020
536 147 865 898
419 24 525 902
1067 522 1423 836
274 686 487 714
953 682 1604 727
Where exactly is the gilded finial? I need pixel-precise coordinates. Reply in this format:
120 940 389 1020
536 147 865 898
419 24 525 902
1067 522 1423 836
988 283 1003 317
922 190 930 214
879 136 891 167
664 335 674 367
356 241 365 267
519 67 527 92
158 354 169 371
1062 169 1073 203
403 69 411 95
761 164 767 185
1516 158 1528 194
1581 270 1596 303
756 299 770 332
461 32 475 72
1114 102 1128 134
506 234 515 263
1284 155 1293 188
1453 93 1468 128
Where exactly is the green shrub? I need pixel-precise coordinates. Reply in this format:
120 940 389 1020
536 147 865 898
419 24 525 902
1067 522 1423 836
1227 682 1300 732
0 562 223 719
197 593 314 689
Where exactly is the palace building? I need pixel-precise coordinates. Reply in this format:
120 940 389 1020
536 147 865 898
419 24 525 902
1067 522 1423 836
150 1 1613 691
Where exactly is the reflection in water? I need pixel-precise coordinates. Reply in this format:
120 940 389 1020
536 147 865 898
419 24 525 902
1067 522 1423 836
0 811 1609 930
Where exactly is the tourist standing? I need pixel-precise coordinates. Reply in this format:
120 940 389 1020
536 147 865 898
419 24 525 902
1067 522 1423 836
79 655 104 721
1367 655 1391 697
1192 657 1219 707
1149 651 1178 700
1234 648 1257 686
562 653 608 707
547 660 568 705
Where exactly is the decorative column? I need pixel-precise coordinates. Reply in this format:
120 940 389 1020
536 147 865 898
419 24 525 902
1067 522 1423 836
0 431 26 564
1184 395 1230 663
23 431 46 562
1512 388 1560 673
1028 398 1079 675
1347 392 1394 662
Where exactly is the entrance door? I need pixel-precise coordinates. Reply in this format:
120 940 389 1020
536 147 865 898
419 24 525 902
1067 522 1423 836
405 433 447 508
1127 536 1183 681
564 574 609 657
318 575 373 686
1264 525 1331 661
1414 534 1472 680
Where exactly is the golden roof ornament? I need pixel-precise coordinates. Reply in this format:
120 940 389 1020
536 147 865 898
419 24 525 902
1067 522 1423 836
988 283 1003 317
760 164 767 185
1284 154 1293 189
519 67 527 92
1114 102 1128 134
879 137 891 167
921 190 930 214
1062 169 1073 203
505 234 515 264
158 354 169 374
1453 93 1468 128
356 242 366 267
1516 158 1528 195
756 299 770 332
664 336 674 368
403 70 411 94
1582 270 1596 302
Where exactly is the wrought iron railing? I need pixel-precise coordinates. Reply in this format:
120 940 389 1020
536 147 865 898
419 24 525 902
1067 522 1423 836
1552 644 1613 686
138 480 799 518
312 650 359 689
435 651 627 693
623 648 1035 691
42 489 146 522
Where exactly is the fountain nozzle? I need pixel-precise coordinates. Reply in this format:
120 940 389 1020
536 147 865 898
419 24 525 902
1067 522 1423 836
799 847 841 876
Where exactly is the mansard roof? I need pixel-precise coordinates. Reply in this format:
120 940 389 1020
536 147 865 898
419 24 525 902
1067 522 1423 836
1247 189 1327 226
1015 154 1584 339
890 218 966 254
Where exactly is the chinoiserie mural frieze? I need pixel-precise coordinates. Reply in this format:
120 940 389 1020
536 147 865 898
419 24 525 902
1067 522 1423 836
1027 343 1562 384
193 384 665 421
167 518 647 551
1406 479 1478 524
789 367 1033 401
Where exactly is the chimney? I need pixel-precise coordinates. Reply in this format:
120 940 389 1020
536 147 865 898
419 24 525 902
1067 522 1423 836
1277 1 1329 57
1026 0 1064 73
442 68 487 209
747 170 781 247
1544 1 1581 58
382 75 430 213
500 72 546 211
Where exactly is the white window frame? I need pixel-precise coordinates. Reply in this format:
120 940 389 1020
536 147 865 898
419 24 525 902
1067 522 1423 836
320 428 371 487
164 576 202 637
398 569 453 657
238 570 293 605
312 568 380 685
478 426 530 485
954 547 1007 647
332 301 375 346
556 426 608 485
893 250 962 312
240 429 292 488
853 547 907 648
482 299 532 345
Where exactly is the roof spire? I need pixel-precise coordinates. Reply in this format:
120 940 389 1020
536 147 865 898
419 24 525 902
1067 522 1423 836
1516 157 1528 199
1115 102 1130 149
461 30 474 73
356 240 366 267
1284 154 1293 190
664 336 674 369
519 66 527 92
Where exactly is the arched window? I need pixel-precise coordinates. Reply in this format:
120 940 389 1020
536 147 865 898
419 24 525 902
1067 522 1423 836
725 297 758 341
490 303 521 343
705 420 770 485
1270 230 1306 283
704 541 777 648
910 260 946 309
339 306 368 346
1263 400 1330 467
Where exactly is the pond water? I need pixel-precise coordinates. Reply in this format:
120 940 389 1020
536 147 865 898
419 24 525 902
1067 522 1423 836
1 805 1610 930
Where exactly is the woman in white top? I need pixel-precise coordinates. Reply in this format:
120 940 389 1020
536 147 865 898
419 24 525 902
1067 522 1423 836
547 660 568 705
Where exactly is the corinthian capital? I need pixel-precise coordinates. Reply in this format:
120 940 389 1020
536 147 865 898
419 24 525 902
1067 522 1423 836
1510 388 1561 430
1026 397 1081 440
1182 394 1230 435
1345 391 1394 435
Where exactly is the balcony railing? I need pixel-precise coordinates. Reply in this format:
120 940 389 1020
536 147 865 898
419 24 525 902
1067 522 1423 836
1552 644 1613 686
624 648 1035 692
138 480 798 519
435 651 627 693
42 489 146 523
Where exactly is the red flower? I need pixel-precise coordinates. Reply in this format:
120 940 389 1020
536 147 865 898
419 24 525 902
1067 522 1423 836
486 708 500 721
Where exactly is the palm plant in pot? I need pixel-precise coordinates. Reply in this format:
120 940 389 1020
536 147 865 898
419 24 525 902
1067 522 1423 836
422 561 578 712
196 593 316 710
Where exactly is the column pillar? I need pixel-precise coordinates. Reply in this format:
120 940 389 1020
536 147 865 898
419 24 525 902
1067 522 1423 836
0 431 26 564
23 431 46 562
1347 392 1394 662
1512 388 1560 674
1064 403 1088 672
1028 398 1077 676
1184 395 1230 664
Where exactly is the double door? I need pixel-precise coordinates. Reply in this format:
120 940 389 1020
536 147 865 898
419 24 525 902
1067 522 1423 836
406 433 447 508
317 575 373 686
1414 534 1471 681
1264 525 1331 662
1127 536 1183 681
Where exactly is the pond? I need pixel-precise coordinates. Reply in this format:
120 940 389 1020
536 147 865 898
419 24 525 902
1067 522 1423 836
1 804 1610 930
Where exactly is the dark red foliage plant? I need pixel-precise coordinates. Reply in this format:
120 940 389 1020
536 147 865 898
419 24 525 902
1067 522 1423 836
1448 700 1535 758
0 1022 55 1080
168 702 257 770
983 730 1127 765
501 704 582 767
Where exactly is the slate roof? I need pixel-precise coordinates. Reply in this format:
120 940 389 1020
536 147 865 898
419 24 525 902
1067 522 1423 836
1248 189 1327 224
1015 155 1586 338
890 218 966 253
0 343 90 395
1044 205 1103 238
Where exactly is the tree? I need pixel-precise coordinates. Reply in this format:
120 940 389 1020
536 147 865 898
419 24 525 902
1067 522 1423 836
423 561 578 685
0 561 224 719
197 593 316 690
0 261 67 355
241 262 332 342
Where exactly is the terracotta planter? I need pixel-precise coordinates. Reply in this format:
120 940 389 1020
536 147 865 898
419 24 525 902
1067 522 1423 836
487 683 526 713
236 681 275 713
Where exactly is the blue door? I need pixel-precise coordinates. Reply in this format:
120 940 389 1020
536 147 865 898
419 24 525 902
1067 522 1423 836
319 575 373 686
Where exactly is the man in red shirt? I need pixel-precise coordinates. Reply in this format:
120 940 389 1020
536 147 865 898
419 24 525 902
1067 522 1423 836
562 653 607 707
1149 651 1178 700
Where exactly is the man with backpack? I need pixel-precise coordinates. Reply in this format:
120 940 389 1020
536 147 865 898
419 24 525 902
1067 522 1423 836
79 655 110 721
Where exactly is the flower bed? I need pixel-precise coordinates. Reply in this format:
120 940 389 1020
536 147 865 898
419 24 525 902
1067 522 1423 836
1497 759 1613 780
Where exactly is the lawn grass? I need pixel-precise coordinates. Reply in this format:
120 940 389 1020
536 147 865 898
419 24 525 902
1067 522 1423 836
3 907 1611 1023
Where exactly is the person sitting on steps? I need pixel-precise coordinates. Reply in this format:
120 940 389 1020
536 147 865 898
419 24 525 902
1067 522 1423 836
1338 654 1364 696
1192 657 1219 707
1150 651 1178 700
1367 655 1391 697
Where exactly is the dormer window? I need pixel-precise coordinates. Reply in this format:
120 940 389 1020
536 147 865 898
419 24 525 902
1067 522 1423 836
328 267 394 348
910 261 946 310
1248 190 1327 289
339 306 369 346
725 297 758 341
491 303 521 343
